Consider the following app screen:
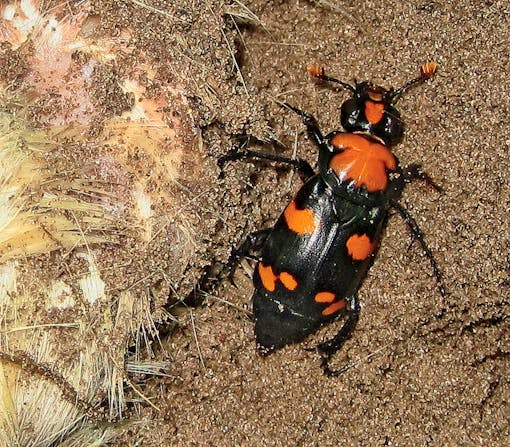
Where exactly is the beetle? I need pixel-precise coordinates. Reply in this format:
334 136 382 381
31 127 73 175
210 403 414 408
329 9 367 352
221 62 445 375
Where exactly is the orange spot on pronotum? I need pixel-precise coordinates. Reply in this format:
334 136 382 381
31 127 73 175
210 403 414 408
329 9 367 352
329 133 397 192
279 271 298 291
258 263 277 292
314 291 336 303
322 299 347 316
284 200 317 235
346 234 377 261
364 100 385 124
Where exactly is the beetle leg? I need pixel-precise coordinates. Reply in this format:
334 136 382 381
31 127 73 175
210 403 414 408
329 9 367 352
218 137 315 181
402 163 442 192
233 229 272 260
222 229 272 286
317 294 360 376
390 200 446 297
178 229 273 315
282 102 329 150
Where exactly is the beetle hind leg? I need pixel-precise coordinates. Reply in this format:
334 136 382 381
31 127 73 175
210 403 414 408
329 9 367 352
222 228 272 286
317 294 360 376
231 229 271 263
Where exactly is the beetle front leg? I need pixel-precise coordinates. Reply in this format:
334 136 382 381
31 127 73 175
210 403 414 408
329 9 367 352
402 163 442 191
282 102 329 150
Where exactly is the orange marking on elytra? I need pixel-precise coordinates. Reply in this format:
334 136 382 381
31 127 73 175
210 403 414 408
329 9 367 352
279 271 298 291
329 133 397 192
364 100 385 124
346 233 377 261
258 263 277 292
284 200 316 235
322 299 347 316
258 264 300 293
314 291 336 303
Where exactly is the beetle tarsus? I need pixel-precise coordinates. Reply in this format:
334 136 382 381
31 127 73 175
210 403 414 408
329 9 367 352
403 163 442 192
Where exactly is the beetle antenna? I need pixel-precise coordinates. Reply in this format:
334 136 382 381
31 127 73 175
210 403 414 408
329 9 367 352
389 62 438 104
307 64 356 94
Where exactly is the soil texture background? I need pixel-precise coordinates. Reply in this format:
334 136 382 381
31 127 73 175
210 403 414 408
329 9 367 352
116 0 509 446
2 0 508 446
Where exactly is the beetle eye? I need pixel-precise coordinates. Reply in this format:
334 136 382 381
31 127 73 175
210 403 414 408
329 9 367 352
340 99 361 131
381 106 404 145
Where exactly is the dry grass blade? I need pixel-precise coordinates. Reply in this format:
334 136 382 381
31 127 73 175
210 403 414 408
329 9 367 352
0 112 119 263
128 0 184 21
223 0 264 27
190 309 206 370
310 0 360 26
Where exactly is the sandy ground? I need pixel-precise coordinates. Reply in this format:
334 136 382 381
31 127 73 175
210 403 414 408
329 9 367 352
110 0 509 446
1 0 508 445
